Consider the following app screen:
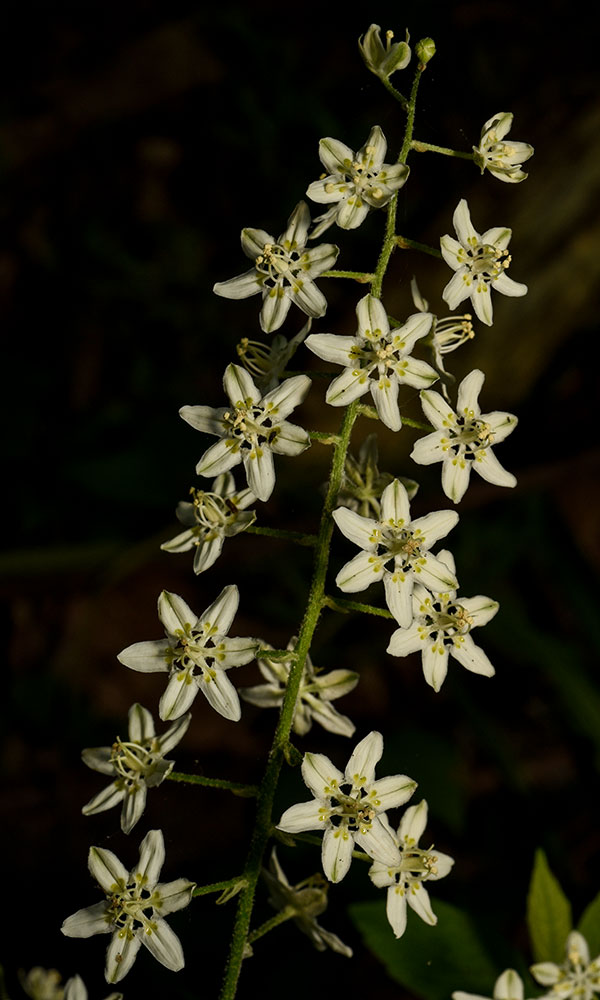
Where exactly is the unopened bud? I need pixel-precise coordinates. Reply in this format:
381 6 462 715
359 24 411 80
416 37 436 66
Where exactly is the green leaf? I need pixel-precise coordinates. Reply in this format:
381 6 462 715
578 892 600 957
527 849 572 962
349 898 497 1000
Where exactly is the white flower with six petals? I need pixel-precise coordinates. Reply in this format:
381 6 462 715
333 479 459 627
411 369 518 503
473 112 534 184
213 201 338 333
368 800 454 938
180 364 311 503
531 931 600 1000
306 293 437 432
117 586 257 722
386 550 498 692
277 731 416 883
61 829 195 984
441 199 527 326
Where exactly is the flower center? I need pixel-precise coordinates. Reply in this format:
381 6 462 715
380 525 423 569
448 416 493 459
465 243 511 281
391 845 440 885
222 404 279 450
255 243 304 288
327 782 378 834
110 738 157 783
423 599 473 643
107 876 159 935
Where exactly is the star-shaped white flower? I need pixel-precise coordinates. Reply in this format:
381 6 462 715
306 293 437 432
213 201 338 333
453 968 526 1000
411 369 518 503
306 127 410 237
531 931 600 1000
441 199 527 326
61 830 195 984
473 112 533 184
240 638 359 738
180 364 311 503
277 731 416 883
369 800 454 938
117 586 257 722
263 849 353 957
81 703 191 834
333 479 459 627
161 471 256 574
386 550 498 692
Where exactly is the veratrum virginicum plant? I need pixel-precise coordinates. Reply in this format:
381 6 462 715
59 24 537 1000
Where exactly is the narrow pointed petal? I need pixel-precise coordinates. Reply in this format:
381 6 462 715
442 456 472 503
440 235 462 271
399 356 439 390
412 509 459 547
159 672 199 721
337 198 370 230
199 670 242 721
373 774 417 811
82 782 126 817
158 591 198 635
121 785 148 834
322 825 354 883
314 668 360 701
333 507 378 549
106 931 142 983
135 829 165 888
380 479 410 523
88 847 129 893
81 746 114 775
264 373 311 418
495 970 525 1000
420 389 455 430
241 227 272 258
471 283 494 326
192 535 224 574
461 595 499 627
196 438 241 478
442 269 471 310
117 640 170 673
223 364 260 406
305 333 356 365
457 369 484 415
308 698 355 737
200 584 239 636
318 136 355 174
417 552 459 592
291 277 328 319
218 635 257 666
62 902 112 938
484 410 518 442
361 125 387 167
398 800 428 843
326 367 371 407
357 818 399 866
481 226 512 249
336 550 384 592
244 444 275 501
451 635 495 676
302 751 344 796
345 730 383 784
270 420 311 456
260 287 292 333
386 886 408 938
178 404 227 435
213 269 261 300
356 294 389 338
453 199 479 245
372 376 401 431
387 623 424 657
281 201 311 248
161 528 195 554
158 878 197 916
142 918 185 972
411 431 447 466
128 703 155 743
384 571 413 627
407 883 437 925
422 641 450 691
278 799 324 833
474 449 516 488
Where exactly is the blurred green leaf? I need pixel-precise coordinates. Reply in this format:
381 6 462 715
577 892 600 957
349 898 497 1000
527 849 572 962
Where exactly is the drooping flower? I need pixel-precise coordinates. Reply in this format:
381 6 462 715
473 112 533 183
440 199 527 326
386 550 498 692
236 318 312 393
531 931 600 1000
333 479 459 628
410 275 475 380
306 127 409 237
411 369 518 503
277 731 416 883
81 703 191 834
306 293 437 432
369 800 454 938
337 433 417 519
161 472 256 575
213 201 338 333
453 969 526 1000
61 830 195 984
262 849 353 956
240 639 359 737
358 25 411 80
179 364 311 503
117 586 257 722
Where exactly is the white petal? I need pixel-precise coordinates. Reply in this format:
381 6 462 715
121 785 148 834
105 930 142 983
62 901 112 938
241 228 272 258
158 591 198 635
322 825 355 882
264 373 311 419
495 970 525 1000
411 431 447 466
305 333 356 366
314 668 360 701
281 201 311 249
142 917 185 972
451 635 495 677
117 640 170 674
291 276 328 319
318 136 355 174
243 444 275 501
213 269 261 300
373 774 417 811
81 746 114 775
277 799 324 833
270 420 311 456
416 552 459 592
128 703 155 743
380 479 410 523
157 877 196 916
218 635 257 667
192 536 224 574
88 847 128 893
196 438 241 478
412 509 459 548
420 389 455 430
302 752 344 797
530 962 561 987
356 293 389 339
484 410 518 443
360 125 387 168
422 641 449 692
371 376 401 431
159 672 199 721
398 800 428 844
471 283 494 326
457 369 484 416
442 269 471 311
386 885 408 938
199 670 242 721
178 404 227 436
337 198 370 230
440 235 462 271
82 782 126 817
345 730 382 785
481 226 512 250
260 286 292 333
357 816 399 865
387 623 424 657
442 456 472 503
135 829 165 888
407 882 437 925
384 570 414 627
453 199 479 246
460 595 499 627
473 449 516 488
326 367 371 407
336 550 384 592
398 356 438 390
332 507 378 550
223 364 260 407
200 584 239 636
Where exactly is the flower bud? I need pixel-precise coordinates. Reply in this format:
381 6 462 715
359 24 411 80
416 37 436 66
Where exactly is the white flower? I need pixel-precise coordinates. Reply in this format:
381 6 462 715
161 472 256 574
306 293 437 431
306 127 409 237
440 199 527 326
358 24 411 80
333 479 459 628
531 931 600 1000
20 968 64 1000
337 433 410 519
180 364 311 503
61 830 195 984
277 731 416 883
386 550 498 692
81 703 191 834
369 800 454 938
410 275 475 378
263 849 353 957
473 112 533 183
453 968 525 1000
117 586 257 722
213 201 338 333
411 369 518 503
240 638 359 737
236 318 312 393
64 976 122 1000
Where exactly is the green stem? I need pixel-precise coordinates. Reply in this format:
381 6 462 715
320 269 374 282
193 877 246 897
218 402 360 1000
381 75 409 110
245 525 317 547
247 907 296 945
309 430 341 445
371 65 423 299
410 139 474 160
395 234 442 259
167 771 259 797
322 595 394 619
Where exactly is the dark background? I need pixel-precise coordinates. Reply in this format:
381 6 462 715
2 2 599 998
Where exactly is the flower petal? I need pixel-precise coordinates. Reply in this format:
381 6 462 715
128 703 155 743
117 640 170 674
302 751 344 797
105 930 142 983
142 917 185 972
135 829 165 888
199 669 242 721
62 902 112 938
333 507 379 550
278 799 325 833
380 479 410 523
157 877 196 916
336 550 384 592
345 730 383 785
213 269 261 300
322 825 354 883
158 591 198 635
243 444 275 501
